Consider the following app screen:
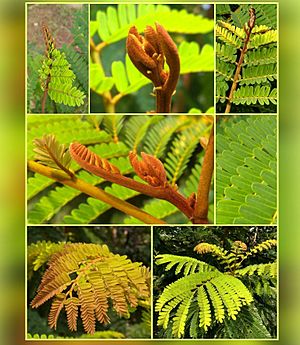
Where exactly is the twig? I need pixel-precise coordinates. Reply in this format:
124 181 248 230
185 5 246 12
90 37 118 113
225 8 256 113
69 143 194 220
41 76 50 113
193 124 214 224
28 160 165 224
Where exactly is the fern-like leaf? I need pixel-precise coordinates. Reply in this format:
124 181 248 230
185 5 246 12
249 239 277 255
39 47 86 108
155 271 253 337
165 124 207 186
216 6 277 112
124 115 163 152
235 262 277 279
27 240 66 278
173 291 195 337
217 116 277 224
65 297 79 331
156 254 216 275
30 243 150 334
143 116 188 158
33 134 73 177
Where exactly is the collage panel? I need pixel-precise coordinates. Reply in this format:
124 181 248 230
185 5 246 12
90 3 214 113
26 3 89 114
27 114 214 225
216 115 277 224
153 225 277 339
215 3 278 113
27 225 151 339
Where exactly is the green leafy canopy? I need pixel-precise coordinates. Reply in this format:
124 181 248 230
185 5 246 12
155 238 277 338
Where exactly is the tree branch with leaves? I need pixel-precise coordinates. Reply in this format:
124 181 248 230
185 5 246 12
27 116 214 224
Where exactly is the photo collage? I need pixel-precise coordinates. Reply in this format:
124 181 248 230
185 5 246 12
26 2 278 340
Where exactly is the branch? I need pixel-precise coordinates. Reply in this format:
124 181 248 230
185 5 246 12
28 160 165 224
193 124 214 224
225 7 256 113
41 76 50 113
69 143 194 220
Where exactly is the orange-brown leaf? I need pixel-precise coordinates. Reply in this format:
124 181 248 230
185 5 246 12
129 151 167 187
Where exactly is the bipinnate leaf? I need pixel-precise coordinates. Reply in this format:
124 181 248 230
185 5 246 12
30 243 150 334
155 271 253 337
216 6 277 111
33 134 73 177
216 116 277 223
39 29 86 109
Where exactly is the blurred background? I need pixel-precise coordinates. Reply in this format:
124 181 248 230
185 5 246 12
0 0 299 344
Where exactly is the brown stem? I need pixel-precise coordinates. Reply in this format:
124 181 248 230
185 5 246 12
41 75 50 113
28 160 166 224
69 144 194 220
155 90 171 113
225 12 256 113
193 124 214 224
80 161 193 219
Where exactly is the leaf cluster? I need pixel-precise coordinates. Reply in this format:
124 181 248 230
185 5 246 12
216 4 277 113
27 5 88 113
29 239 150 335
154 226 277 339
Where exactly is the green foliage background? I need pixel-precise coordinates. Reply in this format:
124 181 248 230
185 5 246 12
90 3 214 113
27 226 151 339
153 226 277 339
